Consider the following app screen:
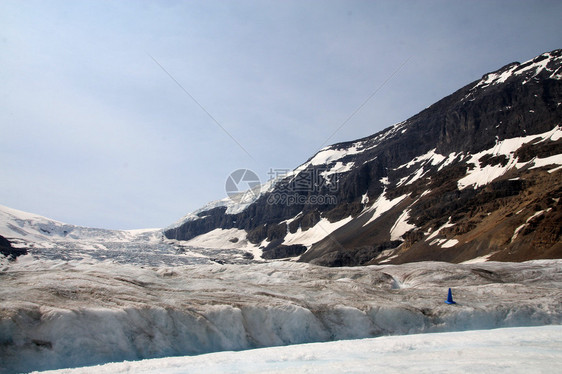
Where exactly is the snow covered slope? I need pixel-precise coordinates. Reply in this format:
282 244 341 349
33 326 562 374
165 49 562 265
1 258 560 373
0 204 160 244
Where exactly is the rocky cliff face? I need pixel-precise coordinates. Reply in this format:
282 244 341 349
165 50 562 266
0 234 26 259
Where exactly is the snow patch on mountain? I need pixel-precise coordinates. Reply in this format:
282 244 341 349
390 209 416 241
548 165 562 173
510 209 551 243
292 145 362 176
361 193 369 205
472 51 562 92
320 161 355 179
179 227 260 256
529 154 562 170
283 216 352 247
373 120 409 143
400 165 428 187
426 217 455 241
443 239 458 248
393 148 460 187
395 148 446 170
458 126 562 190
362 192 408 227
308 148 352 165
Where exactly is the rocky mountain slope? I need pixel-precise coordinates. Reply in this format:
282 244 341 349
165 49 562 266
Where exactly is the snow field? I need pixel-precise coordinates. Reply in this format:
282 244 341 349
31 325 562 374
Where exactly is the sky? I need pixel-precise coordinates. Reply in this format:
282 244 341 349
1 0 561 230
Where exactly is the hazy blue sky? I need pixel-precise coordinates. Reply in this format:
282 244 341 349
1 0 561 229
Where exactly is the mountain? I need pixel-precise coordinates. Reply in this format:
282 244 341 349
165 49 562 266
1 50 561 373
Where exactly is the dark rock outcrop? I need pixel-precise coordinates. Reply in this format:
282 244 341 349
0 234 27 259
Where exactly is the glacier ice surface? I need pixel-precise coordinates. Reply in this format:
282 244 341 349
1 258 560 373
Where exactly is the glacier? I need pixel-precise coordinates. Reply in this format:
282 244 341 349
0 204 257 266
31 325 562 374
1 257 560 373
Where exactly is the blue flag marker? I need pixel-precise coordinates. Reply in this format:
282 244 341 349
445 288 456 304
